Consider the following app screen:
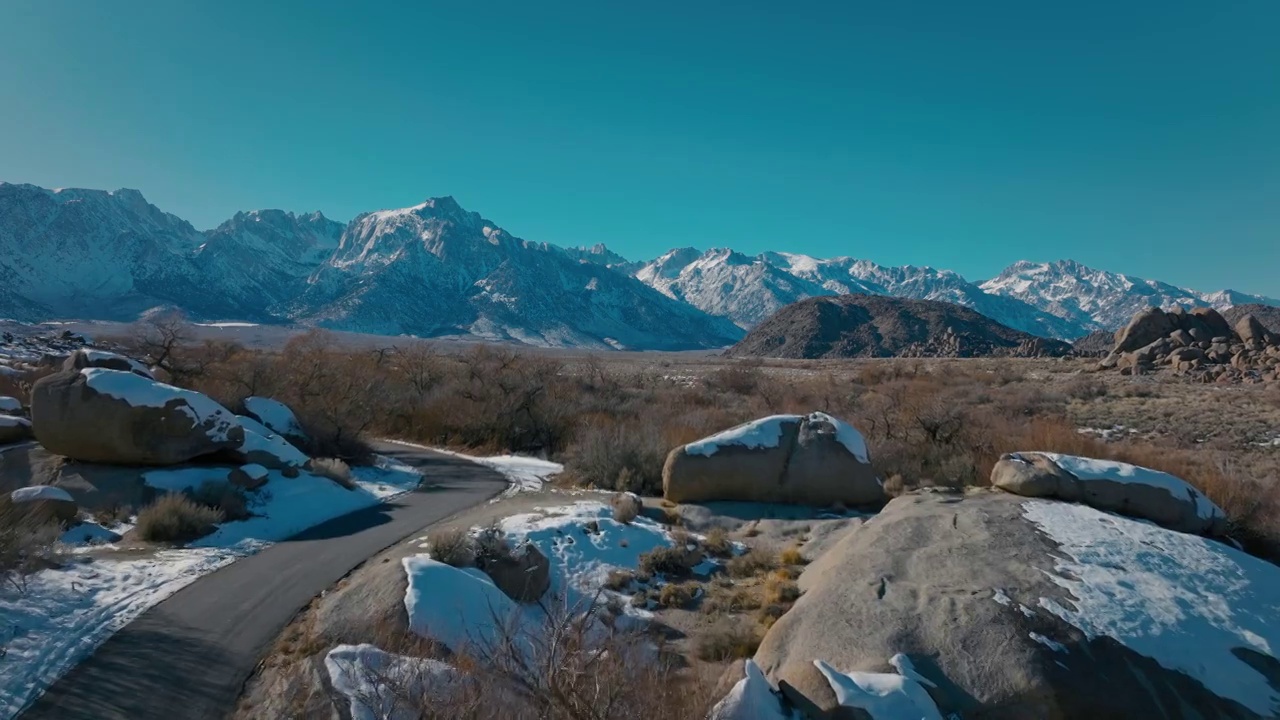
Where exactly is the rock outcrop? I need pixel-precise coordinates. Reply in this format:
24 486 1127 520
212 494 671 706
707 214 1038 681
6 484 78 524
753 490 1279 720
1100 306 1280 383
242 396 309 448
990 452 1226 535
482 542 551 603
62 349 153 378
663 413 884 507
30 368 243 465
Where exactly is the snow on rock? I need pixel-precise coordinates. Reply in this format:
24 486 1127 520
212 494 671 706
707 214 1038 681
80 368 239 443
0 416 30 429
402 557 524 652
242 396 306 440
813 656 944 720
325 644 457 720
708 660 792 720
0 396 20 413
685 413 869 463
1037 453 1224 522
59 522 122 546
498 501 682 612
686 415 794 456
239 464 269 482
10 485 74 504
79 349 152 378
1022 500 1280 715
238 424 308 468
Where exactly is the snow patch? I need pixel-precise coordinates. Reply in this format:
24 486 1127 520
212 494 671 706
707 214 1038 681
79 349 150 377
813 656 943 720
10 485 73 504
81 368 239 443
325 644 457 720
709 659 791 720
686 415 794 456
1022 500 1280 715
1028 632 1069 654
242 396 305 438
1035 452 1224 522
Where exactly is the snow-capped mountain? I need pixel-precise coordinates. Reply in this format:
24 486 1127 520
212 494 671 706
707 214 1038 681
981 260 1280 334
635 248 1081 339
294 197 742 349
0 183 256 320
196 209 344 308
1 180 1275 347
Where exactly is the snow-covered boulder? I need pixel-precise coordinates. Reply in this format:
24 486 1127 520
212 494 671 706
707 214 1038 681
242 396 308 446
754 490 1279 719
62 348 153 378
0 395 21 414
402 557 525 653
709 660 792 720
991 452 1227 536
235 416 309 471
0 414 33 444
663 412 884 507
229 463 271 491
8 484 78 523
29 368 243 465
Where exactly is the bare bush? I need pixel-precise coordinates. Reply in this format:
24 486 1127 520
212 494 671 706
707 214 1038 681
187 480 251 521
136 494 223 543
426 528 475 568
310 457 354 489
695 621 761 662
0 504 61 593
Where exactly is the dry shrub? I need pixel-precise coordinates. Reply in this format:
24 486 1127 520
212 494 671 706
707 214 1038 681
610 493 641 524
310 457 354 489
702 527 733 558
726 548 778 579
778 545 806 566
695 621 761 662
762 572 801 605
136 493 223 543
427 528 476 568
186 480 251 522
657 581 700 609
0 503 61 593
638 546 698 578
565 420 667 494
701 580 761 615
604 569 635 592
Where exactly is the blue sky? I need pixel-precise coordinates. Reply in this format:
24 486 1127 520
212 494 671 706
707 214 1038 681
2 1 1278 295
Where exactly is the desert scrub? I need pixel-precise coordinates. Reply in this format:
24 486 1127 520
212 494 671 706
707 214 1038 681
696 622 761 661
187 480 251 522
762 571 801 605
701 527 734 558
136 494 223 543
638 545 698 577
426 527 476 567
727 548 778 579
308 457 354 489
778 545 806 566
657 581 701 609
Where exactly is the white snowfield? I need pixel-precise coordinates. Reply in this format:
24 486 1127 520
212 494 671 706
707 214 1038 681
0 396 20 413
402 558 521 653
814 656 943 720
81 368 239 442
708 660 792 720
10 485 74 504
0 457 424 720
685 412 869 462
79 349 151 377
1023 500 1280 715
325 644 457 720
1036 452 1225 522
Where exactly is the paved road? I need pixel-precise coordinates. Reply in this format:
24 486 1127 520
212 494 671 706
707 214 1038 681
22 442 509 720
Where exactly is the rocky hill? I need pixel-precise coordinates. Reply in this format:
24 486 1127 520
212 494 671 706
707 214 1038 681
1099 306 1280 383
726 294 1073 359
1222 303 1280 334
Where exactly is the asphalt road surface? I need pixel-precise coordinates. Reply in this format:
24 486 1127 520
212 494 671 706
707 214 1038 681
22 442 509 720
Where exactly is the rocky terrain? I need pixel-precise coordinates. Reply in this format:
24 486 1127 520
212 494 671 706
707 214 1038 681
726 294 1073 359
1099 306 1280 383
3 181 1277 349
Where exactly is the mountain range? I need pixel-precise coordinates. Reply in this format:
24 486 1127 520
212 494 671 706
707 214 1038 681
1 181 1276 349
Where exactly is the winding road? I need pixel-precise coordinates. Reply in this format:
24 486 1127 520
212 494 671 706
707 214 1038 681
22 442 509 720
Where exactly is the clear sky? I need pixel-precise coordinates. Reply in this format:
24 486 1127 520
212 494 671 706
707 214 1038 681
2 1 1278 295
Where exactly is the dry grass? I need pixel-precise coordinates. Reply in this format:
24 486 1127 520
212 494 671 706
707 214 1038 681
610 493 641 524
695 621 761 662
187 480 251 522
762 571 801 605
136 493 223 543
309 457 354 489
638 546 699 578
657 581 701 609
726 548 778 579
426 527 476 568
778 545 805 566
701 527 734 558
0 503 61 593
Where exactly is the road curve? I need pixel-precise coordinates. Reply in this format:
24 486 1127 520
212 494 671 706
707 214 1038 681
22 442 509 720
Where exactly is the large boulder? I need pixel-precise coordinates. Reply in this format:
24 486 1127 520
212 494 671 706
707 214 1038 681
754 491 1280 720
1187 307 1235 339
242 396 309 447
62 349 153 379
235 416 309 470
7 484 78 524
991 452 1225 535
0 415 33 444
30 369 244 466
482 541 550 603
1235 314 1272 348
663 412 884 507
1111 307 1174 354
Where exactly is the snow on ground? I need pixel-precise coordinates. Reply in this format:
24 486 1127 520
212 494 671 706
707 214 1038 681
685 412 868 462
0 455 424 720
708 659 792 720
814 656 943 720
395 441 562 497
194 322 259 328
59 521 124 547
325 644 457 720
0 547 238 718
1022 500 1280 715
81 368 239 442
1029 452 1224 522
